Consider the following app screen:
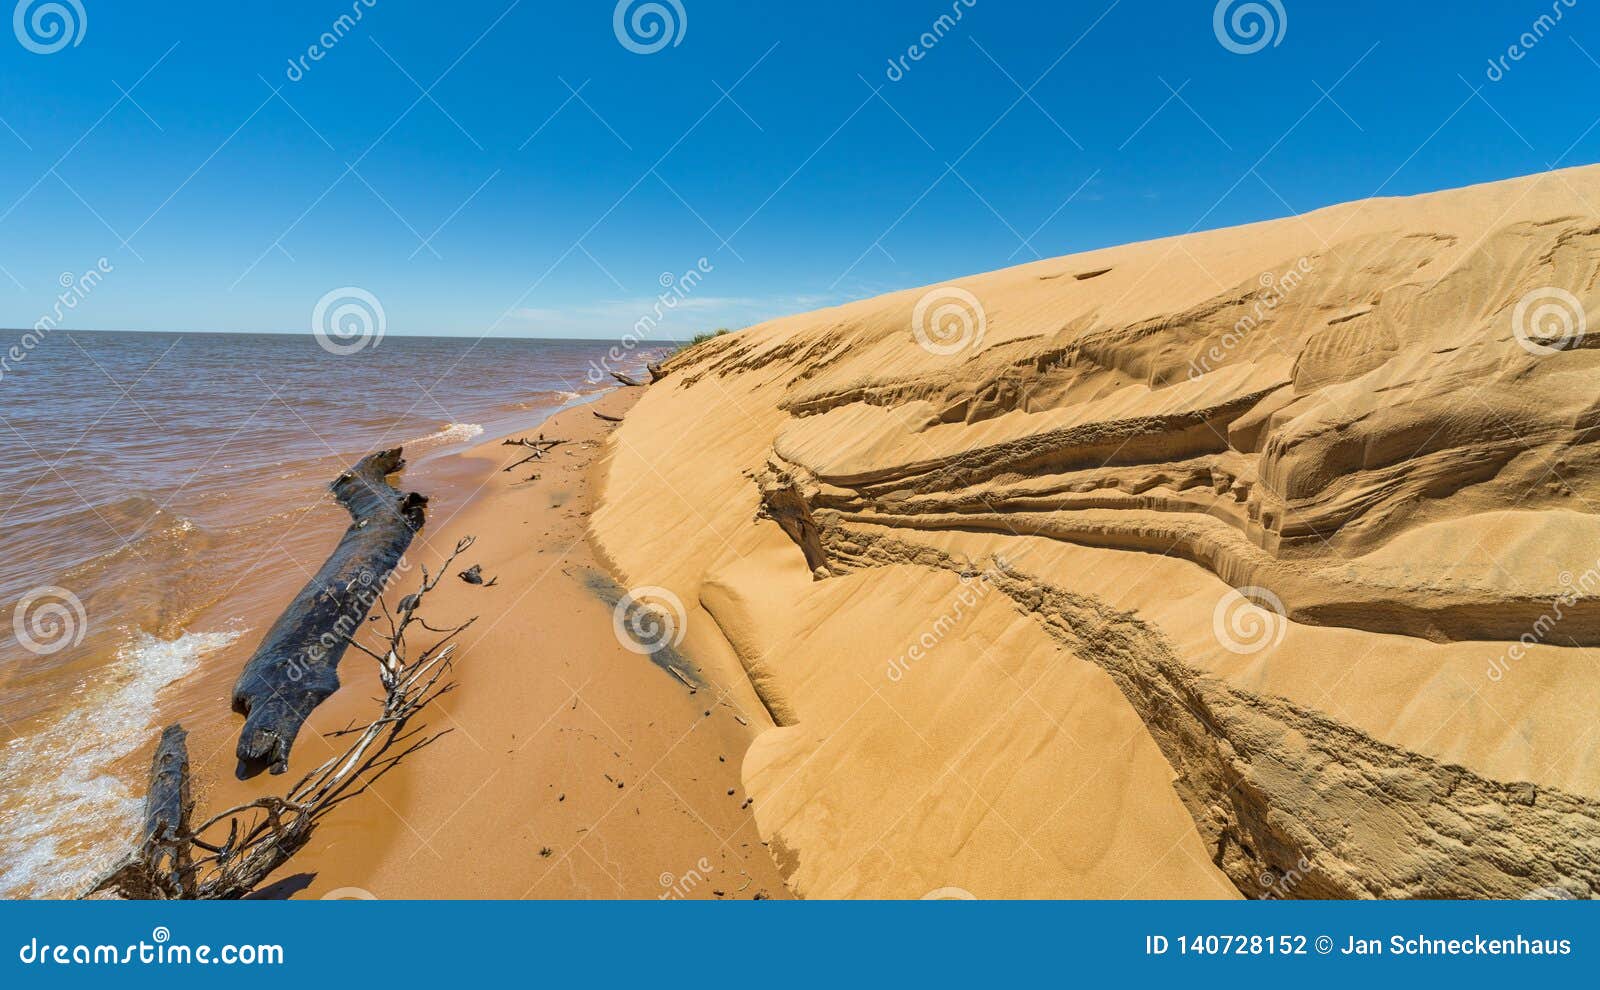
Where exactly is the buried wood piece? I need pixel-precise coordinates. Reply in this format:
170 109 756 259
90 538 477 900
502 437 566 472
593 410 624 423
501 436 566 449
90 725 196 899
230 448 426 778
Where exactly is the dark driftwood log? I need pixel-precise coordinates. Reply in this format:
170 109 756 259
91 537 473 901
647 361 666 382
91 724 195 899
593 410 623 423
230 448 426 777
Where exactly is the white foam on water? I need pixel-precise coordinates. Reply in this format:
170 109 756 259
0 627 242 899
404 422 484 451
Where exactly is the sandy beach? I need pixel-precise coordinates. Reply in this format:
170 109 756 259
160 388 789 900
58 166 1600 903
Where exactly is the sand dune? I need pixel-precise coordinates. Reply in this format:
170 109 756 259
593 165 1600 899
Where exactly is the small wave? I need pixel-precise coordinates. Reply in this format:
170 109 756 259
0 627 242 899
404 422 485 451
511 388 596 411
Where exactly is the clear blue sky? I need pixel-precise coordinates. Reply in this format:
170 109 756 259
0 0 1595 338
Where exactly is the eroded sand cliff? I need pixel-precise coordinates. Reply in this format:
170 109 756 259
593 166 1600 899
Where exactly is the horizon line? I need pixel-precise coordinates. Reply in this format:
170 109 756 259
5 326 701 343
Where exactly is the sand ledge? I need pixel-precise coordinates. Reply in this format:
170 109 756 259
592 166 1600 899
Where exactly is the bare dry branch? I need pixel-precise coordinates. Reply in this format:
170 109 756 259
88 536 478 900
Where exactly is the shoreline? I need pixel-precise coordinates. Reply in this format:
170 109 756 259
176 385 790 899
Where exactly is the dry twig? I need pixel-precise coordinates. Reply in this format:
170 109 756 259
89 536 479 900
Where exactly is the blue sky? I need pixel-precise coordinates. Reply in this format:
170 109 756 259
0 0 1596 338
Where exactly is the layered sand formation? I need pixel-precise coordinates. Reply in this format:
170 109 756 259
592 166 1600 899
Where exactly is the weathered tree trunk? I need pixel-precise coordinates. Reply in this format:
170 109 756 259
230 448 426 777
90 725 195 899
611 371 646 387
